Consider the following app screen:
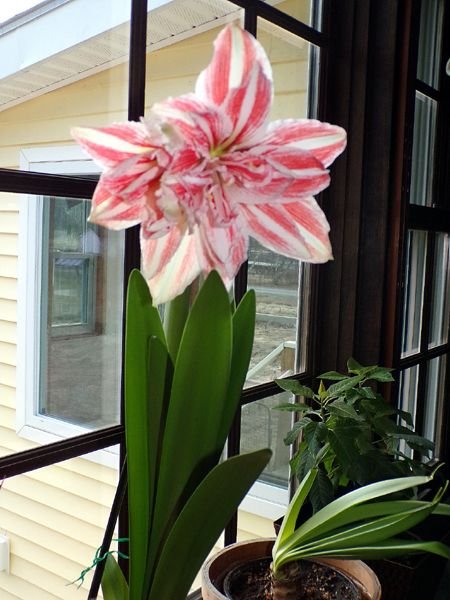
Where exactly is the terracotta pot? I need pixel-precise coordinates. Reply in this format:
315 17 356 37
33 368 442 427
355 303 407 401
201 538 381 600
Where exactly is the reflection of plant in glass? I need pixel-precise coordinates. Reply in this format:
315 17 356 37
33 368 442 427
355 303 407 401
276 359 434 512
72 23 346 600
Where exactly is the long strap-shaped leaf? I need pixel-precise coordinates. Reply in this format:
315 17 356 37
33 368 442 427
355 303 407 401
125 270 168 600
286 474 433 548
217 289 256 445
292 539 450 560
147 272 233 587
148 449 272 600
272 468 317 559
280 502 437 563
101 555 129 600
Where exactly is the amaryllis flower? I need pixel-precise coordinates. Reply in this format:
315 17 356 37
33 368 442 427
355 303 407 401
72 25 346 305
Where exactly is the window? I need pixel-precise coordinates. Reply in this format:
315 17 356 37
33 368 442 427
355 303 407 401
394 0 450 459
16 148 124 448
0 0 448 597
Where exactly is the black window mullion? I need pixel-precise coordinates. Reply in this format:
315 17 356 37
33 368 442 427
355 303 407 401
223 0 257 550
116 0 149 585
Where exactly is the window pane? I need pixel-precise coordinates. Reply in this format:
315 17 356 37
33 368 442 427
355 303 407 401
146 0 239 104
401 230 427 357
0 1 131 174
398 365 420 459
424 355 447 452
0 452 118 598
417 0 444 89
270 0 321 30
39 196 124 428
245 20 318 384
410 93 437 206
429 233 450 348
241 391 291 488
0 190 123 459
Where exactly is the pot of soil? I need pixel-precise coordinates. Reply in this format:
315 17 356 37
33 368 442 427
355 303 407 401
201 538 381 600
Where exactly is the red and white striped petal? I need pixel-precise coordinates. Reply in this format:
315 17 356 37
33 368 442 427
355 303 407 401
260 119 347 167
241 198 332 263
143 232 202 305
195 25 272 108
88 184 143 229
153 95 232 155
221 63 272 148
71 123 160 168
197 221 248 281
140 226 183 280
225 147 330 201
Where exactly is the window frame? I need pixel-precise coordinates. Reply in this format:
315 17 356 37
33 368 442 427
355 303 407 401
16 146 120 468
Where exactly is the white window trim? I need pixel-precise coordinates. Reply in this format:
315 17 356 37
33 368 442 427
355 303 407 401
16 145 119 469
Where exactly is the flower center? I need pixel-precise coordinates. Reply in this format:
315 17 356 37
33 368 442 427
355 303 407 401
209 146 224 159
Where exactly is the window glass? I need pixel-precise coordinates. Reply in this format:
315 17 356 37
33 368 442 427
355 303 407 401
245 19 318 385
417 0 444 89
272 0 321 30
424 355 447 452
401 230 427 357
38 196 124 428
410 93 437 206
429 233 450 348
0 189 123 458
0 1 131 174
399 364 420 428
0 453 118 598
145 1 239 105
241 391 291 489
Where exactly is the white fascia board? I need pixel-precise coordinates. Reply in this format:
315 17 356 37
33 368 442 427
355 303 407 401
0 0 173 79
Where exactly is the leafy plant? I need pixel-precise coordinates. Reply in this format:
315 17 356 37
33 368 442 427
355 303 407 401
276 358 434 512
272 469 450 582
99 270 271 600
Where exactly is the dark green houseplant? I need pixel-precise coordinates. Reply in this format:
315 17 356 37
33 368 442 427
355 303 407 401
276 358 435 513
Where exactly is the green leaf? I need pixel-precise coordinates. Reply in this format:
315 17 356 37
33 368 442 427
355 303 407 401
328 399 364 421
369 367 395 382
147 272 232 583
309 468 335 513
274 402 313 413
124 271 168 599
101 555 129 600
318 371 347 381
275 379 315 398
149 450 272 600
347 357 366 374
283 539 450 562
273 468 317 559
326 375 364 397
283 473 434 552
163 284 192 362
284 418 313 445
389 432 435 451
217 290 255 444
303 421 326 456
